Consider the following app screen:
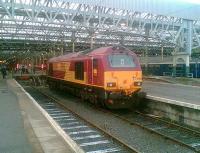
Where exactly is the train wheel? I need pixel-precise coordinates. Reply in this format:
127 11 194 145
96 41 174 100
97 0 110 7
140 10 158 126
94 95 100 107
77 90 81 97
80 90 85 102
74 89 80 97
89 94 98 106
49 82 54 90
99 98 106 108
88 94 93 103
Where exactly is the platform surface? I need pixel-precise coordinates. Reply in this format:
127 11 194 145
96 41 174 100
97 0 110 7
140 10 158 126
0 79 32 153
0 75 76 153
142 80 200 109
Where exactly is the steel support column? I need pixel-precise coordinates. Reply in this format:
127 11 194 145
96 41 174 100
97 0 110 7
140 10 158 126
183 19 193 76
71 31 76 52
144 25 150 74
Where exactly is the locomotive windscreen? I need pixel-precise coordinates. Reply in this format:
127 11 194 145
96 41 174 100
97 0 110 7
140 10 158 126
108 54 136 68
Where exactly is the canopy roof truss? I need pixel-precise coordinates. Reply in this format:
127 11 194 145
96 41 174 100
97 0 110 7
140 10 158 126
0 0 200 59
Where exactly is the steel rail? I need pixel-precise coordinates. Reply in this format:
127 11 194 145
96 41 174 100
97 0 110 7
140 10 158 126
95 108 200 152
135 111 200 136
31 86 140 153
28 84 199 152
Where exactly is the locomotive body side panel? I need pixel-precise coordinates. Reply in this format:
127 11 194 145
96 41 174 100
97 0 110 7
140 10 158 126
64 61 73 81
65 60 87 84
51 62 66 79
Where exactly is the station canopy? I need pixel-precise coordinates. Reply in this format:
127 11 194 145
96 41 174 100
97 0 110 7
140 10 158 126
0 0 200 61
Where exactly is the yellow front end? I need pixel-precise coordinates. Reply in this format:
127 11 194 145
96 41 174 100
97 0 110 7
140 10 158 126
103 70 142 109
104 71 142 95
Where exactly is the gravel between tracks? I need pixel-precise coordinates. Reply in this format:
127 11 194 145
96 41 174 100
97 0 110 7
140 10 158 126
36 87 195 153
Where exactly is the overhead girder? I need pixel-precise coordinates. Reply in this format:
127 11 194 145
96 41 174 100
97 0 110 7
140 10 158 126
0 21 176 42
0 29 174 46
0 0 200 57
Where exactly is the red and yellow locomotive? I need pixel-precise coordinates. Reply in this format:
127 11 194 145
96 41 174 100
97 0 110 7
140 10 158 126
47 46 143 109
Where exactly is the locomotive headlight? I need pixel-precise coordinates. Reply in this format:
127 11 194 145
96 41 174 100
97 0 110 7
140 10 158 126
134 82 142 86
107 82 116 87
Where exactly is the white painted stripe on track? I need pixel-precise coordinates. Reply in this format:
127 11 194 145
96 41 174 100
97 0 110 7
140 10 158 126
55 118 76 121
150 126 167 130
73 135 102 140
86 148 121 153
147 94 200 110
45 108 59 111
50 113 70 116
43 102 54 104
14 80 85 153
48 110 62 113
80 140 110 147
64 125 87 130
191 143 200 147
52 115 71 119
60 122 80 126
43 103 55 106
69 130 95 135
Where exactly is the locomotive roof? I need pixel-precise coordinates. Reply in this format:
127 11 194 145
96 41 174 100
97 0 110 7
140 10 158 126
48 46 132 63
48 52 81 62
89 46 131 55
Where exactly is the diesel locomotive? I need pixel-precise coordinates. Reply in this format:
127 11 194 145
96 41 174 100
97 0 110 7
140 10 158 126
47 46 143 109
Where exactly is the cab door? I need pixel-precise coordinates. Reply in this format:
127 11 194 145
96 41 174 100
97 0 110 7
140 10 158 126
88 57 104 86
88 58 98 85
92 58 98 84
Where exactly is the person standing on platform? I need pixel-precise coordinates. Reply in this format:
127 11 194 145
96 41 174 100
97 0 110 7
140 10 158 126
21 65 25 74
1 65 7 79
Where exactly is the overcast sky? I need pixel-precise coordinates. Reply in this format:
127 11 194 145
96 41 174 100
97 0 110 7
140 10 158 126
176 0 200 4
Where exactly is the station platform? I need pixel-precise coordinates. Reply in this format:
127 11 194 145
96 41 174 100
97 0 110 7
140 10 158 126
142 77 200 110
0 77 75 153
0 79 32 153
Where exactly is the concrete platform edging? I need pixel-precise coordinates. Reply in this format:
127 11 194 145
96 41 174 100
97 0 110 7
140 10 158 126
145 80 200 89
145 77 200 88
147 95 200 110
15 80 85 153
146 95 200 128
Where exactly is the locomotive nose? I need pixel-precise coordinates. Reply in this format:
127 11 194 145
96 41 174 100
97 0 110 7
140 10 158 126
106 71 142 90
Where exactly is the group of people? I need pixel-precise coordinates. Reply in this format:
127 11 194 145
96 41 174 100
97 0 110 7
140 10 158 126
15 65 29 74
0 65 7 79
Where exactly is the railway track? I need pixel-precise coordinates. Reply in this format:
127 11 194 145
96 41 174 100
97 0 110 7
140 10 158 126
38 90 200 153
19 81 198 153
104 109 200 152
24 86 139 153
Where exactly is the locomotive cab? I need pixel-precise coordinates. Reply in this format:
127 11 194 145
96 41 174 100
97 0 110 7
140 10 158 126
103 46 143 109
